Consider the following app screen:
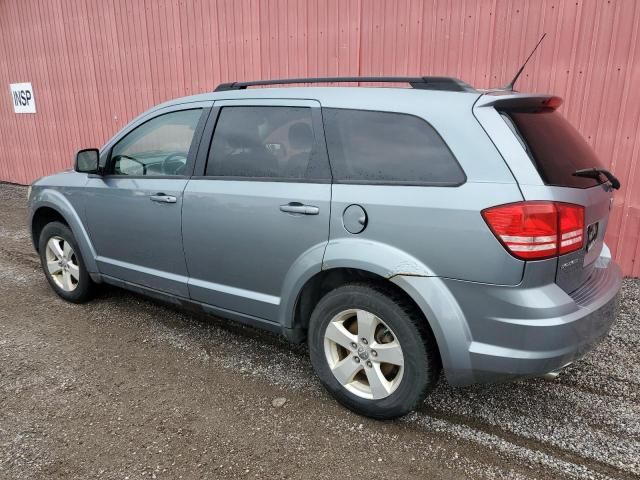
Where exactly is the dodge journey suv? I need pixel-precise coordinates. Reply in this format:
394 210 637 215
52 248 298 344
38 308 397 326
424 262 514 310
28 76 622 419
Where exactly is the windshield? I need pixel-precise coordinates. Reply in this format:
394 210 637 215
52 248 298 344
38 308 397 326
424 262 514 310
503 110 604 188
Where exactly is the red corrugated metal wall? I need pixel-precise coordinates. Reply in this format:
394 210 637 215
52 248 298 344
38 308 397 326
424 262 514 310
1 0 639 275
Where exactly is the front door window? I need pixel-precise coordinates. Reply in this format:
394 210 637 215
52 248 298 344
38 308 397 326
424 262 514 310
110 109 202 176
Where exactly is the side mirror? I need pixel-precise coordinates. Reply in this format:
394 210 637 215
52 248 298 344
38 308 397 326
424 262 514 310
75 148 100 174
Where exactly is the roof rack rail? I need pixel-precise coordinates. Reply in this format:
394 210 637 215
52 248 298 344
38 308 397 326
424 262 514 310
214 76 475 92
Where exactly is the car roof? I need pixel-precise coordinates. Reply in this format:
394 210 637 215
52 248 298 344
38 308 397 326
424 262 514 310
150 86 483 114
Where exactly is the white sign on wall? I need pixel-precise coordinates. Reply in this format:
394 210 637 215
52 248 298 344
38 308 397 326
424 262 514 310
10 82 36 114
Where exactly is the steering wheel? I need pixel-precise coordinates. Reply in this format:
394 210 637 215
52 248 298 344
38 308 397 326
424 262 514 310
112 155 146 176
162 153 188 176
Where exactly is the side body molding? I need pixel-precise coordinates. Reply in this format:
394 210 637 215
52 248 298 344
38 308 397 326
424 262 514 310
29 188 99 274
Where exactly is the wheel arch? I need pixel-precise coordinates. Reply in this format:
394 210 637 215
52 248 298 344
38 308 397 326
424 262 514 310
284 266 444 369
389 275 473 384
280 239 438 336
31 206 68 250
29 190 99 273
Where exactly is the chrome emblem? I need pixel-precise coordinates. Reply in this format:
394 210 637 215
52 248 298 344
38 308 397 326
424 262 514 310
357 344 369 361
560 258 580 270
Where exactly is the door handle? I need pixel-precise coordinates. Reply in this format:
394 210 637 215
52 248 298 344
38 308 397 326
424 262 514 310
279 203 319 215
150 194 177 204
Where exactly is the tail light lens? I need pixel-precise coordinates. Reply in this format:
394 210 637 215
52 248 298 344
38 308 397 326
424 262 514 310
482 201 584 260
556 203 585 255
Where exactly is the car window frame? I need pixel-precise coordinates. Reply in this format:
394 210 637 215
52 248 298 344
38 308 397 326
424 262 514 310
101 102 212 180
321 107 467 187
192 99 332 184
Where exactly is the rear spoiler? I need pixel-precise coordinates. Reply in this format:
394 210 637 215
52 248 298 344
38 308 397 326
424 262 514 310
474 92 563 112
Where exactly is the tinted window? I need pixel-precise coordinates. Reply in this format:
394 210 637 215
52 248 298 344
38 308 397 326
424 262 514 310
322 108 465 185
207 106 327 179
110 109 202 176
504 110 604 188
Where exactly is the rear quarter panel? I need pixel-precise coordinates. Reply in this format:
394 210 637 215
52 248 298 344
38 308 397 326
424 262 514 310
321 90 526 285
326 183 525 284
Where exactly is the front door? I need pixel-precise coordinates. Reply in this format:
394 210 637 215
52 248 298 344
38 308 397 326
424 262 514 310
182 100 332 322
84 105 209 296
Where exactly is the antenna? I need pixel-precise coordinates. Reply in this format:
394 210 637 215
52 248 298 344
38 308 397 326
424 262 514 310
503 33 547 91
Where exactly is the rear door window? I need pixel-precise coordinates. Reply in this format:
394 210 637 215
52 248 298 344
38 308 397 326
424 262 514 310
206 106 329 180
502 110 604 188
322 108 465 185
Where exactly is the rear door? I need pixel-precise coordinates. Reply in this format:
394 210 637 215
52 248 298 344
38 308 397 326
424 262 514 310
182 99 332 322
475 96 615 292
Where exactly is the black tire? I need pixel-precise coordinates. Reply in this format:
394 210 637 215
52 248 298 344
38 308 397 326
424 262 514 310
38 221 95 303
308 282 441 420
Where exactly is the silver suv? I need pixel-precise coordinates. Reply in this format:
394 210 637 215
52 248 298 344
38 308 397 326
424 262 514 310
28 77 622 419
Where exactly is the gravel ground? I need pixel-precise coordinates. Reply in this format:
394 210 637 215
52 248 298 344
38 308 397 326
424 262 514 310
0 182 638 480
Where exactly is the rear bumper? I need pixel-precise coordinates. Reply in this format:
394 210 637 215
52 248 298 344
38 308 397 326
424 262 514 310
393 253 622 386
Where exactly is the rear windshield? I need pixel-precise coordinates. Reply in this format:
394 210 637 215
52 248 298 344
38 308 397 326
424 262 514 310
502 110 604 188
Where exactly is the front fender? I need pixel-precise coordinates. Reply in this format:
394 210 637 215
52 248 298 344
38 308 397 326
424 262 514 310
29 188 99 273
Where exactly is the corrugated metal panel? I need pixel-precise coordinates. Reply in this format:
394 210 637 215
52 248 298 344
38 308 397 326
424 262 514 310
0 0 639 275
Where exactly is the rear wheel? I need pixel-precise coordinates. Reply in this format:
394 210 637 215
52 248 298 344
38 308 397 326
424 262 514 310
38 222 95 303
308 282 440 419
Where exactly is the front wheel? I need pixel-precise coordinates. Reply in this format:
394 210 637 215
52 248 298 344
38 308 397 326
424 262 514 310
38 221 95 303
308 282 440 419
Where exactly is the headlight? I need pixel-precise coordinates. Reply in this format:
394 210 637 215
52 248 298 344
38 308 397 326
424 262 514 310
27 185 32 200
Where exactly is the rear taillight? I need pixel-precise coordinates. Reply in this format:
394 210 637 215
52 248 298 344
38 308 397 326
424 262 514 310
482 201 584 260
556 203 584 255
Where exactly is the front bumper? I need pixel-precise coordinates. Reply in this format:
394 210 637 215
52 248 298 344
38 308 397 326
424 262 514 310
393 253 622 386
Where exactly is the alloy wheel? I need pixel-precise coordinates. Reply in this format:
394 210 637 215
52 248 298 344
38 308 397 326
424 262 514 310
323 309 404 400
45 236 79 292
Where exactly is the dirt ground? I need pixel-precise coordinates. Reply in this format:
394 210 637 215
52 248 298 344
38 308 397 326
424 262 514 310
0 183 638 480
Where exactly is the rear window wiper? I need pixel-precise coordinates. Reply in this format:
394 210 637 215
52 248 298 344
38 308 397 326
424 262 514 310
573 168 620 190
